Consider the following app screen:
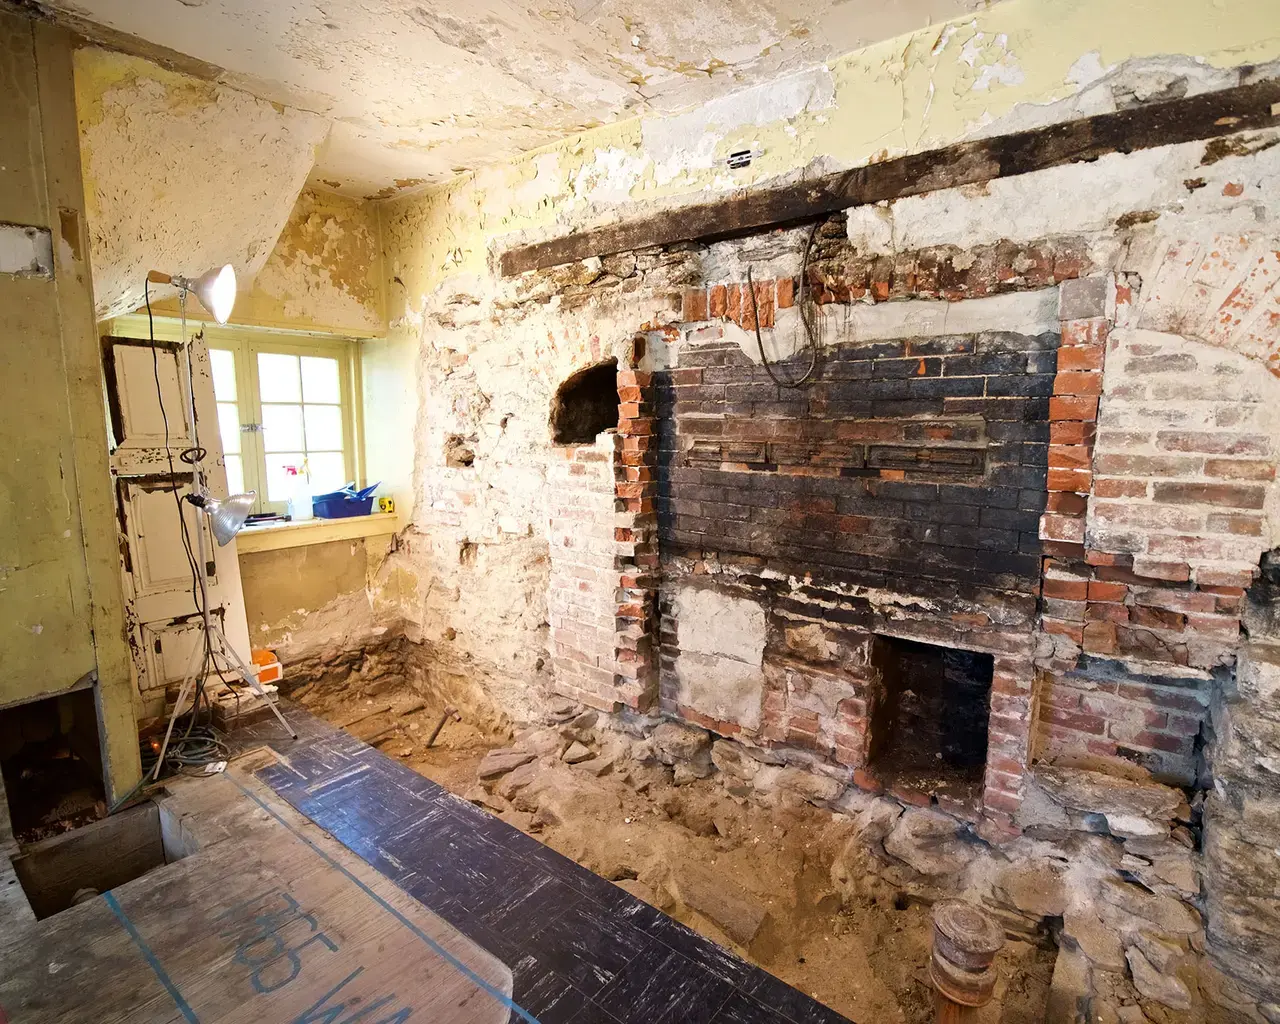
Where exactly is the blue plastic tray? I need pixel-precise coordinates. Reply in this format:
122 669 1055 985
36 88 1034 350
311 482 379 519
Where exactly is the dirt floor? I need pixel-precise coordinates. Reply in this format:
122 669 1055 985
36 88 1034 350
299 682 1055 1024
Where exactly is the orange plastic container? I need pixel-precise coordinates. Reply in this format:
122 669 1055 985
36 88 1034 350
251 648 283 686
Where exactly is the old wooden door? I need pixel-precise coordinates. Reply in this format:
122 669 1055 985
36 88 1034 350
102 326 254 716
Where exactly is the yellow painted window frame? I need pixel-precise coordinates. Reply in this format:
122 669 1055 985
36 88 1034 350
107 316 364 517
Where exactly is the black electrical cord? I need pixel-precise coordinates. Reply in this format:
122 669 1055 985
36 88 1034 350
110 288 238 814
746 219 822 389
143 282 230 752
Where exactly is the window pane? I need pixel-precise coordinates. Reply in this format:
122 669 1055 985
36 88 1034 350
217 402 241 455
210 348 236 401
301 356 340 403
261 403 304 452
303 404 343 451
308 452 347 494
265 452 306 503
224 454 245 498
258 352 301 402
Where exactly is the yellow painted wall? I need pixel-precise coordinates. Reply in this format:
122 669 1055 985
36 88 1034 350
381 0 1280 311
0 12 140 802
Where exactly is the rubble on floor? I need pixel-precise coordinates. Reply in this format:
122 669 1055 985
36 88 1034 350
309 678 1268 1023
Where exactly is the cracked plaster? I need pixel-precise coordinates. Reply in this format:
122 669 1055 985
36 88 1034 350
43 0 987 197
75 47 327 320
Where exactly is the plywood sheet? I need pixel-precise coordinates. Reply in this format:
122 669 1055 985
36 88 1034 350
0 771 513 1024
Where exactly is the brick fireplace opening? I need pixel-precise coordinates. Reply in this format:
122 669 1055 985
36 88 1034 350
868 636 993 804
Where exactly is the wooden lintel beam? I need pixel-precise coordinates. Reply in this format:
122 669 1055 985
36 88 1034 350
500 79 1280 277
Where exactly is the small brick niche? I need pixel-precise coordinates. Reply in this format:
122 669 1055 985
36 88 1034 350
550 358 619 445
868 636 994 804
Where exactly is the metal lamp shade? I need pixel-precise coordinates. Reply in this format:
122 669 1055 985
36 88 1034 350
191 264 237 324
205 492 256 546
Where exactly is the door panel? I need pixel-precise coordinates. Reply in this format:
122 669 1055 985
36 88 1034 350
116 478 218 620
137 613 225 698
104 331 253 709
107 342 193 475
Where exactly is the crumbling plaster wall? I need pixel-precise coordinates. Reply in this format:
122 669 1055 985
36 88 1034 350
380 0 1280 307
73 47 328 320
145 186 386 337
361 26 1280 1013
371 0 1280 723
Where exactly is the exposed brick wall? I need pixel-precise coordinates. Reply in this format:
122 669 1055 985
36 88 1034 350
614 364 660 711
1089 328 1278 583
547 435 625 712
656 327 1058 598
548 358 661 714
682 226 1094 324
1035 656 1213 784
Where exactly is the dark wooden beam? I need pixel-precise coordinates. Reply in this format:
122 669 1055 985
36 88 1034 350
500 79 1280 277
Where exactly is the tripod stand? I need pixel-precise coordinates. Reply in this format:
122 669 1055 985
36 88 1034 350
150 290 297 781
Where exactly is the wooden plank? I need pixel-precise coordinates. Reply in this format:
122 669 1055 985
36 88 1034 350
0 772 514 1024
500 78 1280 276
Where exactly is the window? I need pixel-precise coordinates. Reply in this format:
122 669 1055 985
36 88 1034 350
208 334 359 514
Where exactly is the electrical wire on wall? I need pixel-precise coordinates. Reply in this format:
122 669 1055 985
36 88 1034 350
745 218 823 389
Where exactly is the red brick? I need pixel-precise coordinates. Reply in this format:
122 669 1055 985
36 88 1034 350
1122 730 1192 754
1204 458 1275 481
1049 445 1093 470
1042 706 1106 734
1046 491 1089 514
1088 580 1129 602
1056 345 1106 371
1047 468 1092 493
1041 618 1084 643
1051 420 1097 445
1156 432 1269 456
1094 478 1148 499
1054 372 1103 396
1049 395 1099 421
776 277 795 310
751 279 775 329
1041 513 1086 542
852 768 883 794
1185 613 1240 638
1195 567 1256 588
1061 318 1109 347
682 288 708 323
1043 577 1089 600
1206 513 1264 536
708 284 727 319
1153 482 1265 509
1130 605 1186 631
982 788 1023 815
1087 601 1130 622
1083 620 1118 653
726 283 742 325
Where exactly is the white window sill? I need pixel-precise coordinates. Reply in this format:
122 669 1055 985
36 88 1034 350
235 513 400 554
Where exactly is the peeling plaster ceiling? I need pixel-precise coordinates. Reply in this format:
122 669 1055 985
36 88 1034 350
40 0 987 199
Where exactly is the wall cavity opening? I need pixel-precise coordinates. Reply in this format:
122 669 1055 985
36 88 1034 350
869 636 993 804
445 434 476 467
0 688 106 846
550 358 619 445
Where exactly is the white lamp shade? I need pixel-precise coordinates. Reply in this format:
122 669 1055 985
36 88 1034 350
205 491 256 545
191 264 237 324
